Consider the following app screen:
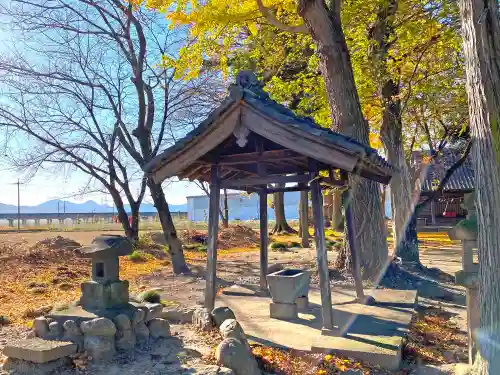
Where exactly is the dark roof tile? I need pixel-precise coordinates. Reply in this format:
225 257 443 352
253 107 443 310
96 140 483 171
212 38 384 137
415 150 474 192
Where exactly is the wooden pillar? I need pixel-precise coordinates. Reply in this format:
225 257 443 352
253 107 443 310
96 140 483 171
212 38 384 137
300 187 309 248
430 199 437 225
259 190 268 289
343 187 365 301
309 159 334 331
205 164 221 311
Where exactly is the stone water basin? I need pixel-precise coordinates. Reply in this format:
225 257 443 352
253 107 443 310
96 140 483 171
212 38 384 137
266 269 311 304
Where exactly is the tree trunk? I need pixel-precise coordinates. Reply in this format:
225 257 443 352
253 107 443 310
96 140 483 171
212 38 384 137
459 0 500 372
272 187 297 234
110 188 138 241
381 186 387 217
129 203 140 241
368 0 419 265
323 192 332 227
380 102 419 263
147 179 190 274
298 0 388 280
395 212 419 263
222 188 229 228
331 189 343 230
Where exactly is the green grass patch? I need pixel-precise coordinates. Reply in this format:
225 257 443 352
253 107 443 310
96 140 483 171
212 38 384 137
289 241 301 248
140 290 161 304
128 250 149 262
184 243 207 252
135 233 153 249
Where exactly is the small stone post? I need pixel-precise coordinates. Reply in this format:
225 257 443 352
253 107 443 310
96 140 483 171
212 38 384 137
448 192 479 364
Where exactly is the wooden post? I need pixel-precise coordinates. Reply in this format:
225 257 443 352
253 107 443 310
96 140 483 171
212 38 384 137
430 199 437 225
259 190 268 289
205 164 221 311
300 186 309 248
309 159 334 331
256 139 268 290
343 187 365 302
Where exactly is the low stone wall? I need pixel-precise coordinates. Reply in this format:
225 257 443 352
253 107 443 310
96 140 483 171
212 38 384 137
30 303 170 361
192 306 261 375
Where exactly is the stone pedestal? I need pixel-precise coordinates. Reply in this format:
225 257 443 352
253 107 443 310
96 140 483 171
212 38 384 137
80 280 129 310
296 296 309 310
448 192 479 365
467 285 479 362
270 302 297 320
267 269 310 321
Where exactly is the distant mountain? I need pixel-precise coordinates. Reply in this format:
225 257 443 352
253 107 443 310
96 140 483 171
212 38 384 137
0 199 187 214
0 203 17 213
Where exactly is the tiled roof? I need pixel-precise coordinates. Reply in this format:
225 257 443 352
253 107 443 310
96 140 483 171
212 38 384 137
415 150 475 193
143 71 395 181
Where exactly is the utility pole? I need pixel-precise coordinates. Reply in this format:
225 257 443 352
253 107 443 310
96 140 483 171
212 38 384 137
16 179 20 232
10 179 22 231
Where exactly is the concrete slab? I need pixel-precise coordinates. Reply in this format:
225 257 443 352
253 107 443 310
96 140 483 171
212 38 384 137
217 286 417 371
3 338 77 364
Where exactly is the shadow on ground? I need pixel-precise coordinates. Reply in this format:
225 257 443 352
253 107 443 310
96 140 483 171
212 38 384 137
380 263 465 306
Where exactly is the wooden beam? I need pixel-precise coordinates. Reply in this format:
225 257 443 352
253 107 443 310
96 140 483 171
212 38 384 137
215 149 301 165
220 174 310 188
265 185 310 194
205 164 221 311
319 176 346 188
259 190 268 290
309 159 334 331
300 186 309 248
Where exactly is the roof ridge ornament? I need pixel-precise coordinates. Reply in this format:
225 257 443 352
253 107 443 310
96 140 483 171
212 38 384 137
229 70 270 100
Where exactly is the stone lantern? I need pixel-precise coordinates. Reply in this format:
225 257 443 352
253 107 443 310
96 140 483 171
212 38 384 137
79 235 133 311
448 192 478 364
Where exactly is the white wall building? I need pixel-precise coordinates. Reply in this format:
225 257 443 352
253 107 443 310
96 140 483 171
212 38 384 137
187 192 301 222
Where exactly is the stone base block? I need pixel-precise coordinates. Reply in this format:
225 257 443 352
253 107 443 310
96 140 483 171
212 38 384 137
270 302 297 320
161 306 196 323
81 280 129 310
295 296 308 310
2 357 71 375
3 338 77 364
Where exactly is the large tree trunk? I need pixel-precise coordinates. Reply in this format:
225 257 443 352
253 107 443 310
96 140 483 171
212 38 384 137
331 189 343 230
272 187 297 234
110 188 139 241
369 0 419 265
298 0 388 279
380 94 419 263
459 0 500 372
148 179 190 274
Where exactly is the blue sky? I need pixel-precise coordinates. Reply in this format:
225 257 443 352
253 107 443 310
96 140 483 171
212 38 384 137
0 168 205 206
0 3 210 207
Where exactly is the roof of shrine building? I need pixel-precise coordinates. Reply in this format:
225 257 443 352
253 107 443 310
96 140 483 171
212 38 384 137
412 149 475 193
144 71 396 185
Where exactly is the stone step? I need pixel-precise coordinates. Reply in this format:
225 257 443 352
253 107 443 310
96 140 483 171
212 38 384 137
3 338 77 364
